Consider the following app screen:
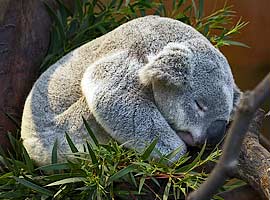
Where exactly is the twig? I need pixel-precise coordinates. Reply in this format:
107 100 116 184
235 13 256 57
186 72 270 200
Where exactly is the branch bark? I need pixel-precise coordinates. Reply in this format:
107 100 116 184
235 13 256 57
218 185 261 200
187 72 270 200
236 110 270 199
0 0 51 149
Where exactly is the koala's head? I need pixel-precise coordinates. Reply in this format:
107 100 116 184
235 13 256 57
139 39 241 147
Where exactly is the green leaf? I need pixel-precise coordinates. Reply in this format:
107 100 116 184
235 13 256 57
132 161 152 168
176 0 185 10
108 164 136 183
191 0 198 18
56 0 73 17
65 132 79 153
4 112 20 129
172 0 176 10
86 141 98 164
223 40 250 48
117 0 124 10
22 145 34 173
125 0 130 6
0 172 13 180
163 178 172 200
7 133 19 155
75 0 83 21
0 191 25 198
44 2 66 41
97 25 107 34
51 139 58 164
138 176 146 194
175 142 207 173
46 177 86 187
82 116 99 147
129 172 137 187
37 163 71 172
13 176 53 196
141 138 158 160
198 0 204 19
53 184 67 198
44 173 82 183
114 189 147 196
180 187 186 196
176 154 191 166
151 177 161 188
0 153 13 172
165 146 183 161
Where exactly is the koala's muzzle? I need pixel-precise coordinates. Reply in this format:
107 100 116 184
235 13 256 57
206 120 227 146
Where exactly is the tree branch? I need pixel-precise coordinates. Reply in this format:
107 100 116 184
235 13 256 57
187 72 270 200
236 110 270 199
218 185 261 200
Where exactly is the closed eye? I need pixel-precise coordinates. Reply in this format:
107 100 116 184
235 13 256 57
195 100 206 112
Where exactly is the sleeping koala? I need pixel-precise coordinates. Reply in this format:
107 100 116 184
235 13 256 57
21 15 241 165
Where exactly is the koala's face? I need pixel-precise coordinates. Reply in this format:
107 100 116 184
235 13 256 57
140 40 241 147
152 65 235 147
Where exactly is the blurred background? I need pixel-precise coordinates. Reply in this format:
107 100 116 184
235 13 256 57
205 0 270 138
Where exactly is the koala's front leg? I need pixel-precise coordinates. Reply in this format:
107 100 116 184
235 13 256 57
93 89 187 161
82 53 187 162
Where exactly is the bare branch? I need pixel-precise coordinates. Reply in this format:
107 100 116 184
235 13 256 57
187 72 270 200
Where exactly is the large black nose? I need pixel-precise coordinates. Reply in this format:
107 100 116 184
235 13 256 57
206 120 227 145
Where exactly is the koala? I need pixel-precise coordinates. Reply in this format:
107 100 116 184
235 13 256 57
21 16 241 165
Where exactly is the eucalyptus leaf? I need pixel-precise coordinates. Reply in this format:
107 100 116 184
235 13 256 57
46 177 86 187
13 177 54 196
82 116 99 147
138 176 146 194
65 132 79 153
36 163 71 172
109 164 137 183
141 138 158 160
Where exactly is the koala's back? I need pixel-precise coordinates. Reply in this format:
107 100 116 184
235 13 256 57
21 16 205 165
26 15 204 114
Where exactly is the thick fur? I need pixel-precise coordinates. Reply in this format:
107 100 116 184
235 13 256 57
21 16 240 165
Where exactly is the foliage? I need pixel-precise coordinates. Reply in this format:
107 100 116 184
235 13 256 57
40 0 247 72
0 119 244 200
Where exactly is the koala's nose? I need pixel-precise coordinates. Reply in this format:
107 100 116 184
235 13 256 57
206 120 227 146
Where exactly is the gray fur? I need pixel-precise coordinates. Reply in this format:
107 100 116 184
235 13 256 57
21 16 240 165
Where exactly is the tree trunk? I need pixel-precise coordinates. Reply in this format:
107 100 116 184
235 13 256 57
0 0 51 149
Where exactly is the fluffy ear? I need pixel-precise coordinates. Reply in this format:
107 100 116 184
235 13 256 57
139 42 193 87
230 84 242 119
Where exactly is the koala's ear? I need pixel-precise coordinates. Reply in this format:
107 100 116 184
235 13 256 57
230 84 242 120
139 43 193 87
